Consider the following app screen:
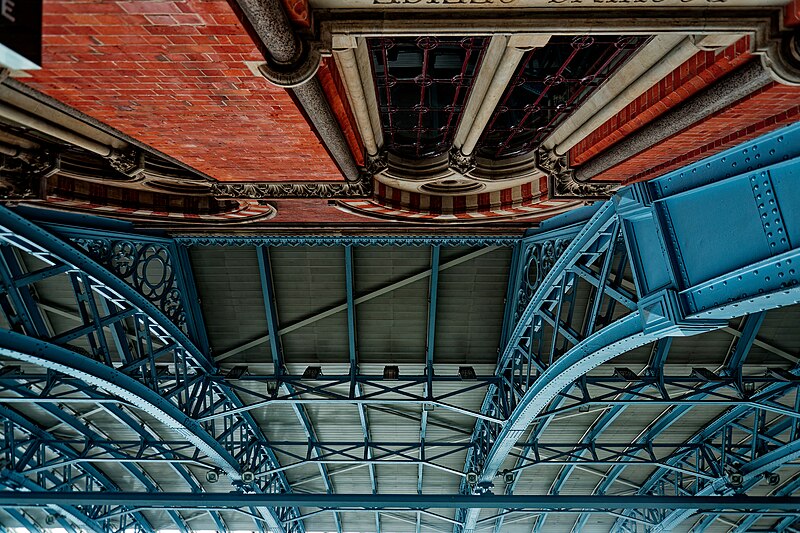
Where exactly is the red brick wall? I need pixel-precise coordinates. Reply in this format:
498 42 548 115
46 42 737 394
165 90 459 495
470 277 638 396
588 81 800 184
25 0 343 183
570 37 751 166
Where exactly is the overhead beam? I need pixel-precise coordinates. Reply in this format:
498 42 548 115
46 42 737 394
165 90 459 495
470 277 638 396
1 493 800 511
344 244 381 533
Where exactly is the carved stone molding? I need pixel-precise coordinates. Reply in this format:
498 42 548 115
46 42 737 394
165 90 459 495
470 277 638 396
535 147 616 200
107 149 146 178
365 150 388 175
211 176 373 199
761 30 800 86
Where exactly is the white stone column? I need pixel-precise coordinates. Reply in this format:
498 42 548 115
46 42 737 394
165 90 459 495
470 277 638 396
333 35 383 157
544 33 743 157
455 34 551 158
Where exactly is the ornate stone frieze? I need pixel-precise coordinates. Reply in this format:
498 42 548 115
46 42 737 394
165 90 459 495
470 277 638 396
211 176 373 199
535 147 617 200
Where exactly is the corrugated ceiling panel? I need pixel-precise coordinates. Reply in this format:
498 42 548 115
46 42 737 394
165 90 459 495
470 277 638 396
190 246 270 362
435 247 512 365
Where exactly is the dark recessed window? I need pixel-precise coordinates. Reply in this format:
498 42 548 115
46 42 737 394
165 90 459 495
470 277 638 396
476 35 649 159
368 36 488 159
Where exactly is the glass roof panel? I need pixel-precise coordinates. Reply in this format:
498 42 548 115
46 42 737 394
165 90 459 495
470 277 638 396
368 36 489 159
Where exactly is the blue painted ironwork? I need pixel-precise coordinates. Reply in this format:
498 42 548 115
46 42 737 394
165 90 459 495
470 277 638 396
257 245 343 533
1 123 800 533
344 244 381 533
456 121 800 532
0 491 798 510
417 245 440 533
70 234 186 332
0 205 306 533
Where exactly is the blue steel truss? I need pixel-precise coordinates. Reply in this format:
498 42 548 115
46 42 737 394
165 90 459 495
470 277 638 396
0 122 799 532
456 122 800 533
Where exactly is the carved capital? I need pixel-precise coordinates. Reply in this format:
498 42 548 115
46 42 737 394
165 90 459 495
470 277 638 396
448 147 476 175
0 150 60 200
535 147 616 200
365 150 388 176
211 175 372 199
107 149 146 178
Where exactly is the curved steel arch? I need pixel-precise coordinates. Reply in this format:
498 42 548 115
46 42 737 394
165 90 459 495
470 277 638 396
458 122 800 532
0 205 309 532
566 313 768 533
0 330 242 477
0 373 238 532
0 471 103 533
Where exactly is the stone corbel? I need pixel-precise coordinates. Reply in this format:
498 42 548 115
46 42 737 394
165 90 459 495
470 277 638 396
0 149 60 200
535 147 616 200
107 149 146 179
233 0 321 88
365 150 388 176
448 147 476 175
258 39 323 88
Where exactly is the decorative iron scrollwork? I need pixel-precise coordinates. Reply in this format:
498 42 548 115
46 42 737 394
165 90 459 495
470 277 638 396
72 238 186 332
516 237 573 322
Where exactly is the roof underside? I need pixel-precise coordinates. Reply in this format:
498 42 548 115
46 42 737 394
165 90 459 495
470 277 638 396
1 240 798 532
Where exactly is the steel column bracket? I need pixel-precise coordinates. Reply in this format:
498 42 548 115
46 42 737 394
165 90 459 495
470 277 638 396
615 182 727 335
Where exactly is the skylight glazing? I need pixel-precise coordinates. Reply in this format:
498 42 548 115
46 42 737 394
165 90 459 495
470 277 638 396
368 36 489 159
